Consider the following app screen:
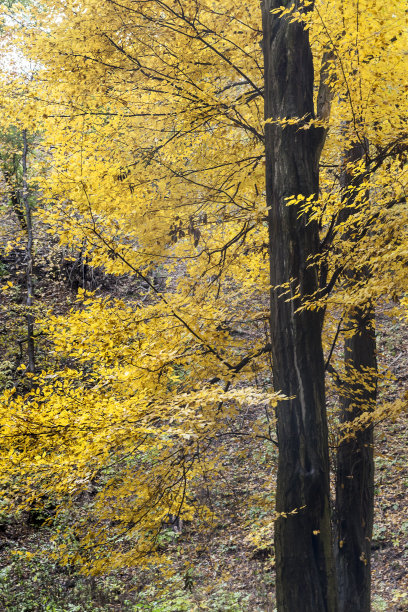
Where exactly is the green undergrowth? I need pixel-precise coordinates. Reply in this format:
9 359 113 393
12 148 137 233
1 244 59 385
0 536 255 611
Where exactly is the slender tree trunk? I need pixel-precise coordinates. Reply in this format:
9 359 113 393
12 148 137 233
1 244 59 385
261 2 337 610
335 141 377 612
22 129 35 375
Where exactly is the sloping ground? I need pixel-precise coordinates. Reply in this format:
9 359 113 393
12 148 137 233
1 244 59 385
371 307 408 612
0 302 406 611
0 407 279 611
372 413 408 612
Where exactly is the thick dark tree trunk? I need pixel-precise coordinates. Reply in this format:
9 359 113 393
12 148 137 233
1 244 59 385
335 141 377 612
261 2 337 611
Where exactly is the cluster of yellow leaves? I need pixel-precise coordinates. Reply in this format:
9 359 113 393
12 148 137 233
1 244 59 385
0 0 406 571
0 283 280 568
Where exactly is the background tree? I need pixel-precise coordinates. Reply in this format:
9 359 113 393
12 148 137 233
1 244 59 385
0 126 40 380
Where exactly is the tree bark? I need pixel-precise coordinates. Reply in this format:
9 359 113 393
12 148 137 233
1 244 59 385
335 307 376 612
261 2 337 610
22 128 35 375
8 189 28 232
335 142 376 612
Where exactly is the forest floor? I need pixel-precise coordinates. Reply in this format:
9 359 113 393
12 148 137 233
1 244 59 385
0 276 407 611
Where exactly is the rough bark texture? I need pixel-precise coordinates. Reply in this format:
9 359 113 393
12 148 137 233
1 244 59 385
261 2 337 610
335 141 376 612
335 307 376 612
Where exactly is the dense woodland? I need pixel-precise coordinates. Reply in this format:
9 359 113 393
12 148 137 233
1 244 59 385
0 1 407 610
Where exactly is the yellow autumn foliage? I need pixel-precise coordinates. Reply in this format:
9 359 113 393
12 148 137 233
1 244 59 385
0 0 406 571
